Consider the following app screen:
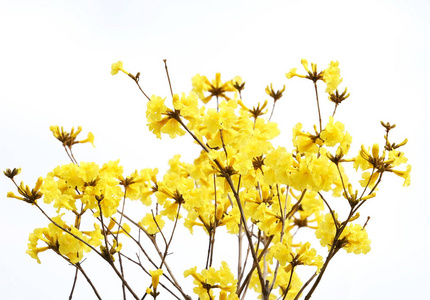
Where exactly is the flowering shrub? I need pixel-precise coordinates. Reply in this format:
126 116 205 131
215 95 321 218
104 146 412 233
5 59 411 299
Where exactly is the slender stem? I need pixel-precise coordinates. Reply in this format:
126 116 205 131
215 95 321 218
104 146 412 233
293 272 317 300
119 253 127 300
237 218 243 284
55 248 101 300
97 200 111 261
225 174 267 296
335 164 348 195
313 82 322 132
117 191 128 299
75 263 103 300
163 59 174 97
131 74 151 101
237 235 274 297
117 212 187 296
210 173 218 268
332 103 338 117
268 101 276 121
318 192 338 230
121 254 182 300
98 201 140 300
269 185 287 292
282 266 295 300
286 189 307 219
68 267 79 300
176 118 209 153
159 204 182 269
63 145 77 164
69 148 79 165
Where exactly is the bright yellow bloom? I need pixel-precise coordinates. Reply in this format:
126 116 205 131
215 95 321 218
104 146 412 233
81 223 104 247
388 149 408 167
316 213 371 254
26 215 90 264
146 95 186 139
359 171 379 188
320 117 350 149
79 132 95 147
26 228 49 264
139 213 165 234
58 226 91 263
268 241 291 266
292 123 323 154
184 262 238 300
193 73 235 104
110 61 129 75
149 269 163 289
286 67 305 79
293 242 324 272
322 61 343 94
392 164 412 187
41 161 123 217
172 92 201 128
286 59 323 82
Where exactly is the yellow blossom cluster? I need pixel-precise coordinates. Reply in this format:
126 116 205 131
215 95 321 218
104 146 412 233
41 161 124 217
184 262 239 300
315 213 371 254
4 59 411 300
26 214 95 264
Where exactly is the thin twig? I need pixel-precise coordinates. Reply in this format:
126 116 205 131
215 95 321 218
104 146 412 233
313 82 322 132
68 267 79 300
163 59 174 97
293 271 317 300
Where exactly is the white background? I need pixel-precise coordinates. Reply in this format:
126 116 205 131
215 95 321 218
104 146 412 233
1 0 429 299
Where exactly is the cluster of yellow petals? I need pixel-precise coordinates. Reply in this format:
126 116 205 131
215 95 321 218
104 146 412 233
315 213 371 254
184 262 239 300
41 161 124 217
4 60 412 300
26 214 95 264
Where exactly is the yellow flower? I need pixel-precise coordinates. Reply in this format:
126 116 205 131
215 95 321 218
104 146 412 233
195 73 235 104
146 95 186 139
286 59 323 82
342 224 371 254
316 213 371 254
139 213 165 234
79 132 95 147
320 117 347 147
292 123 323 154
149 269 163 290
49 126 94 148
26 228 49 264
7 177 43 204
322 61 343 94
392 164 412 187
184 262 238 300
294 242 324 272
110 61 129 75
172 92 200 125
359 171 379 188
58 226 90 264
